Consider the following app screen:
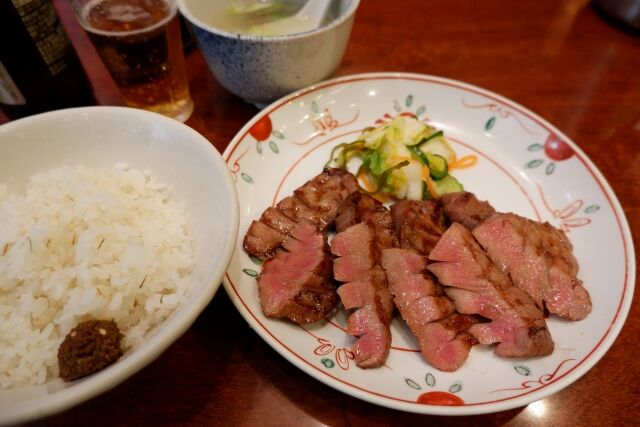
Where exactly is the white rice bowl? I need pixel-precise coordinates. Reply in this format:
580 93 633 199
0 107 238 424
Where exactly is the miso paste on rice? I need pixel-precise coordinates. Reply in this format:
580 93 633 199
0 164 195 388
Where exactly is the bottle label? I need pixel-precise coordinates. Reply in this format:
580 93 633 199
0 61 26 105
11 0 70 76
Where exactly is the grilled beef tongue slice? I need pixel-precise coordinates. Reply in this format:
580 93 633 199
258 222 337 324
440 191 496 229
243 168 359 258
391 200 447 255
440 191 590 321
428 223 554 357
331 194 395 368
336 266 393 368
473 213 591 320
381 248 477 371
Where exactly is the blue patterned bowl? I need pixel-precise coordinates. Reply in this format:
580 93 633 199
178 0 359 107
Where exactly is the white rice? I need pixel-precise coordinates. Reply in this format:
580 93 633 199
0 164 194 389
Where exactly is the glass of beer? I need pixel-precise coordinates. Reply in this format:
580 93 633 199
71 0 193 122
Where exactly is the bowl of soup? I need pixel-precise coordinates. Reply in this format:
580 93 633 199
177 0 360 107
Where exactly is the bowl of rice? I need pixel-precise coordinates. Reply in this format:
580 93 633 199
0 107 238 424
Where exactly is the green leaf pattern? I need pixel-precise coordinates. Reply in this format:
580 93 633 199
448 381 462 394
425 373 436 387
405 94 413 108
485 116 496 132
321 358 334 368
242 268 258 278
404 378 422 390
545 162 556 175
585 205 600 214
269 140 279 153
526 159 544 169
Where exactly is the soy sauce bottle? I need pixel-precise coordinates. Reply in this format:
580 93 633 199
0 0 95 120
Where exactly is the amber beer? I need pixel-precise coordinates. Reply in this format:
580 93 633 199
75 0 193 121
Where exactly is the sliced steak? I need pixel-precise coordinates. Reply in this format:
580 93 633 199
243 220 285 259
428 223 554 358
334 192 360 233
416 314 479 373
243 168 359 258
330 194 395 368
336 266 393 316
331 222 375 282
473 213 591 320
337 266 394 368
440 191 496 229
295 167 359 216
258 223 337 324
276 195 329 229
381 248 477 371
391 200 446 255
260 206 299 236
381 249 453 326
335 192 397 248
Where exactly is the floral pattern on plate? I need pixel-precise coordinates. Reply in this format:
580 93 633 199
222 72 634 415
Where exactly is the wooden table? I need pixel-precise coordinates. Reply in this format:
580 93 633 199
25 0 640 425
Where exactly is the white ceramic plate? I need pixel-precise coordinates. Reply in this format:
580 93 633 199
221 73 635 415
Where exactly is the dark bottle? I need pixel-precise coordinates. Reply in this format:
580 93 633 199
0 0 95 120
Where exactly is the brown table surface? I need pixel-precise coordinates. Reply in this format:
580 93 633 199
21 0 640 425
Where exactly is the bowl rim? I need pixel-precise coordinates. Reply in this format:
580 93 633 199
0 106 239 425
177 0 360 42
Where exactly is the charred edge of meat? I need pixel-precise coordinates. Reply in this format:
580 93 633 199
440 191 496 230
391 200 446 255
243 220 285 259
258 223 338 325
440 312 479 334
243 169 360 259
528 325 548 338
290 288 338 324
463 332 480 347
335 192 360 233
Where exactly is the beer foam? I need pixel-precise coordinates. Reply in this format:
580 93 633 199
80 0 176 37
106 5 152 23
